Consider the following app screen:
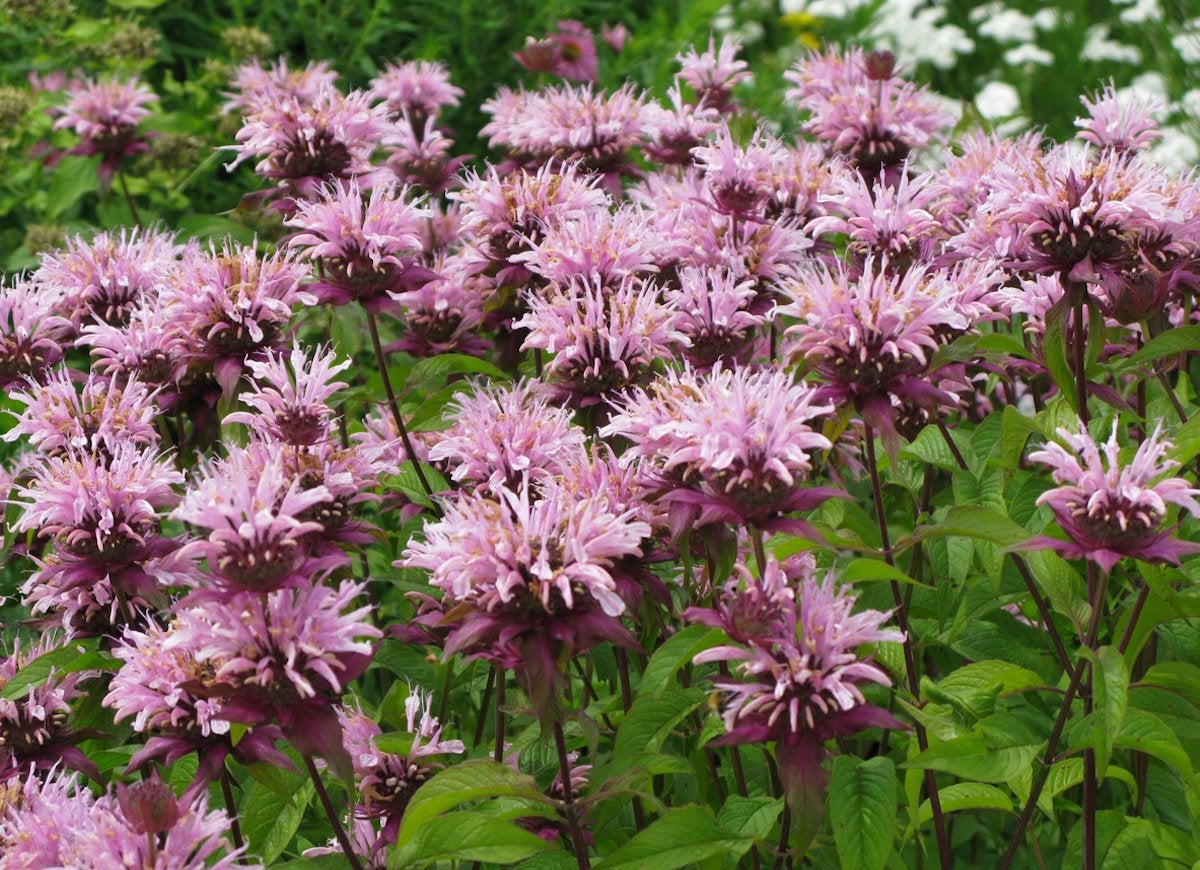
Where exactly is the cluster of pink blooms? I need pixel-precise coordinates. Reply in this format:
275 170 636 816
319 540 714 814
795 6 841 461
9 16 1200 867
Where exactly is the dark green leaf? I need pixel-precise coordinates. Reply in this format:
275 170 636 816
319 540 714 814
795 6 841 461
829 756 896 870
592 805 753 870
389 813 556 868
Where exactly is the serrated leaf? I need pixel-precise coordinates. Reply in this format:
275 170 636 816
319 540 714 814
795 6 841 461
904 732 1040 783
841 558 920 587
388 460 450 507
830 756 896 870
1139 661 1200 706
1001 406 1044 470
909 505 1033 549
405 353 509 394
899 426 970 472
1088 646 1129 781
241 778 313 864
1119 326 1200 371
612 683 706 771
716 795 783 840
592 805 753 870
395 759 550 849
388 813 556 869
638 625 724 698
916 782 1011 828
1042 295 1077 412
1114 708 1195 786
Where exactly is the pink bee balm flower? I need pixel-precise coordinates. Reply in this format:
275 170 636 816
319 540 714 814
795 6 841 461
224 56 338 117
34 226 181 330
1076 83 1163 154
785 47 951 181
481 83 650 196
370 59 463 124
664 266 763 369
105 619 293 799
779 258 974 446
339 692 464 842
452 161 608 288
0 636 100 782
1024 420 1200 572
675 35 751 115
172 446 342 595
388 252 488 357
172 580 380 766
161 241 314 396
688 557 903 825
514 275 687 406
286 178 435 311
692 124 787 219
513 205 660 287
0 277 71 389
225 84 393 207
78 296 189 386
401 477 649 717
427 378 587 492
4 368 159 457
224 342 350 445
0 766 258 869
516 21 598 83
642 82 720 166
52 76 156 183
602 363 836 536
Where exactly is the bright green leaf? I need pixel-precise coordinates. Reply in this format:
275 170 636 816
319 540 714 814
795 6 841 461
830 756 896 870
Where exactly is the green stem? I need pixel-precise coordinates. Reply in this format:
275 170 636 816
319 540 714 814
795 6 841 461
553 720 591 870
303 754 363 870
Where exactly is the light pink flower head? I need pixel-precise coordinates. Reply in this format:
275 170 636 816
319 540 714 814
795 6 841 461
225 84 394 205
77 296 189 386
224 56 338 117
428 378 587 491
665 265 763 369
388 251 488 357
513 205 660 287
1076 83 1163 154
161 241 314 395
370 59 462 122
286 178 434 311
692 124 787 218
34 226 181 330
224 342 350 446
481 83 650 196
602 363 835 535
3 368 159 457
52 76 156 180
0 276 71 389
1025 419 1200 572
785 47 951 181
172 445 340 595
676 35 751 114
514 275 687 406
642 82 720 166
514 21 598 83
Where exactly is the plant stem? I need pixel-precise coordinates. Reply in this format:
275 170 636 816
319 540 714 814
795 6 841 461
117 168 142 227
494 666 506 763
1071 290 1089 425
553 720 591 870
302 754 363 870
771 802 791 870
999 569 1109 870
364 309 438 510
932 424 1074 675
750 526 769 576
474 665 495 749
863 424 951 870
219 763 245 855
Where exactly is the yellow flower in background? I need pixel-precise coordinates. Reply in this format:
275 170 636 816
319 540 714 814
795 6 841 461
781 11 822 49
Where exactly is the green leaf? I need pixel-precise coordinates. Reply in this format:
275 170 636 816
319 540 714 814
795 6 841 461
45 155 100 219
1114 708 1196 785
1139 661 1200 707
612 683 706 773
829 756 896 870
899 425 971 472
592 805 753 870
638 624 725 697
388 460 450 507
922 661 1044 721
241 778 314 864
1000 406 1044 470
177 214 256 245
715 795 784 841
904 732 1040 783
388 813 556 869
405 353 509 394
916 782 1011 828
1088 646 1130 781
1042 295 1077 412
1120 326 1200 371
909 505 1034 549
1 639 118 700
395 759 550 849
841 558 920 587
